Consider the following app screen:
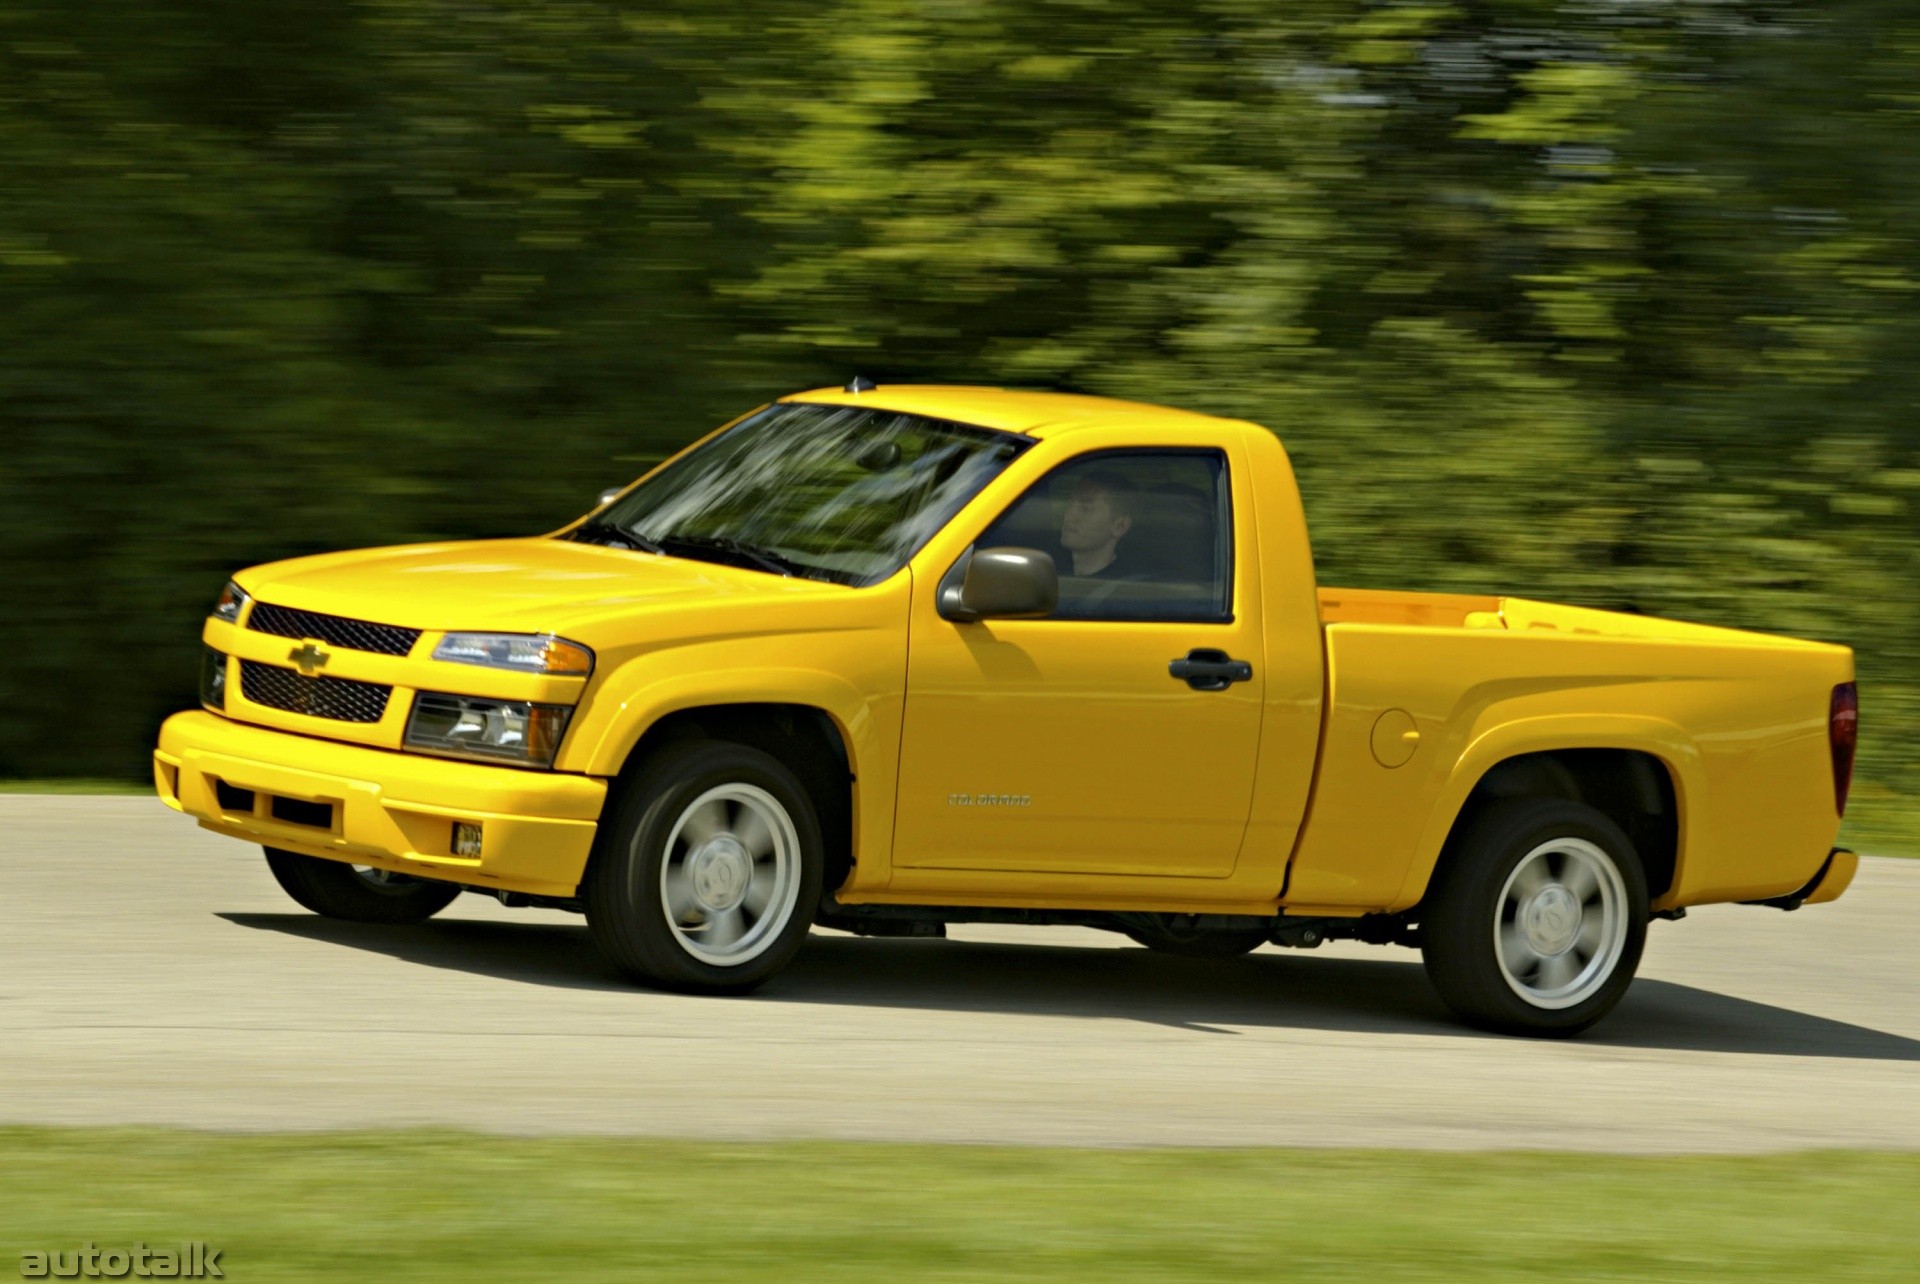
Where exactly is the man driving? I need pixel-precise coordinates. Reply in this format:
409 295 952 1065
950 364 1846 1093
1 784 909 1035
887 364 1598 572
1058 470 1140 579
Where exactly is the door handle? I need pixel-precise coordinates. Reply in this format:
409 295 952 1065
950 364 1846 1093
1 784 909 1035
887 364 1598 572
1168 648 1254 692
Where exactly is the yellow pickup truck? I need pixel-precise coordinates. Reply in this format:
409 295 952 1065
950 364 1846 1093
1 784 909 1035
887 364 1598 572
155 383 1860 1035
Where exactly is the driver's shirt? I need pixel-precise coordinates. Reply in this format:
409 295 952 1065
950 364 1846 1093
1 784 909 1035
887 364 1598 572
1055 544 1145 581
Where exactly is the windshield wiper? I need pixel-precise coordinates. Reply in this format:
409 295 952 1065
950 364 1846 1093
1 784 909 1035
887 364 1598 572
565 518 663 554
655 533 821 579
569 521 830 579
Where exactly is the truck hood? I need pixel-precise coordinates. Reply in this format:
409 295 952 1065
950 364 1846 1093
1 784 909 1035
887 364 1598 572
235 538 844 635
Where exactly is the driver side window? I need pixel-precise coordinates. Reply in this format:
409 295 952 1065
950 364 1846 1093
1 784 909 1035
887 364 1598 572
975 449 1232 623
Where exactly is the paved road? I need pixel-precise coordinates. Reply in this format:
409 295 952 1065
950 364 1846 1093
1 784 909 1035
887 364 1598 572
3 796 1916 1151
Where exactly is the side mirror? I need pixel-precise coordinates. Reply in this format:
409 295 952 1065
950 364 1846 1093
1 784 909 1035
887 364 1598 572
938 547 1059 623
597 487 625 507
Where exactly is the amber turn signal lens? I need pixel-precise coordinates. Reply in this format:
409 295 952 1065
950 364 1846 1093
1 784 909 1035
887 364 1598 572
212 580 250 624
535 638 593 675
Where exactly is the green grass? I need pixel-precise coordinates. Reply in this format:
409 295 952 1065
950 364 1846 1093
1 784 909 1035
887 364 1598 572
1 1129 1916 1282
0 777 149 795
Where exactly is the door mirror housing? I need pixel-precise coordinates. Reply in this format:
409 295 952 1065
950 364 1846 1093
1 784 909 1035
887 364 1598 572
938 547 1059 623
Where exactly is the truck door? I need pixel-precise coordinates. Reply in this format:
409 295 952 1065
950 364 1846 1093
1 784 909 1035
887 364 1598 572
892 443 1264 878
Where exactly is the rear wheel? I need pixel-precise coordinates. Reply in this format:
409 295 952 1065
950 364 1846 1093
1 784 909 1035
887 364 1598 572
263 848 462 924
585 742 823 994
1420 798 1648 1036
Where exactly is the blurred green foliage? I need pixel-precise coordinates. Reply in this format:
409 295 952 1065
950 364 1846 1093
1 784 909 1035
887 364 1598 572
2 2 1916 820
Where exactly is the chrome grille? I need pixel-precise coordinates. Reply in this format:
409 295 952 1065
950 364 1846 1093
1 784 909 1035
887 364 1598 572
240 661 392 724
246 602 421 657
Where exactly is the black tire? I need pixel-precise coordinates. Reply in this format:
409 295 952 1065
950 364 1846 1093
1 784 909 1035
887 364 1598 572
1420 797 1649 1037
263 848 462 924
1121 915 1270 959
584 741 824 994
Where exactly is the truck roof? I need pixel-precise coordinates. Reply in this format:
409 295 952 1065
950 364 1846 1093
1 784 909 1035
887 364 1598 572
782 384 1236 439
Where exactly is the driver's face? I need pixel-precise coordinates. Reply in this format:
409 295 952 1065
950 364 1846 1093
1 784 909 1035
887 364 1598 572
1060 483 1128 552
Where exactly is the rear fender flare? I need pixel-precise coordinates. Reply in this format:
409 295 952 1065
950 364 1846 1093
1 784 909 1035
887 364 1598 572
1393 714 1701 912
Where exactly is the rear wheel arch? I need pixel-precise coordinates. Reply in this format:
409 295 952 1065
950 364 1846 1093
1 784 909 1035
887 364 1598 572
1425 748 1680 907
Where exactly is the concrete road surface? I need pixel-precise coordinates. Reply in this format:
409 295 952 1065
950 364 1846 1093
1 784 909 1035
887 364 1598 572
2 796 1916 1151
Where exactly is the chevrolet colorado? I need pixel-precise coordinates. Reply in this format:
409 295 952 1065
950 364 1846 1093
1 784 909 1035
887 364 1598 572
155 383 1859 1034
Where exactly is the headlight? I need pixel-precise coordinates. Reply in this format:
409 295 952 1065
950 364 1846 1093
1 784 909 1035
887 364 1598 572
212 581 250 624
405 692 573 767
200 647 228 710
433 633 593 676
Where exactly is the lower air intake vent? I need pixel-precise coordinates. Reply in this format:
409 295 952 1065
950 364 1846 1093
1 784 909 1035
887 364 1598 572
270 796 335 828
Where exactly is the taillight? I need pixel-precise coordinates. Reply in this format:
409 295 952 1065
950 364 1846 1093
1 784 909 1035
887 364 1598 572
1829 682 1858 817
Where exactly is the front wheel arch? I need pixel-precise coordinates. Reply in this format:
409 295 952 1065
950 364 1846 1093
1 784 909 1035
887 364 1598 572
601 702 855 895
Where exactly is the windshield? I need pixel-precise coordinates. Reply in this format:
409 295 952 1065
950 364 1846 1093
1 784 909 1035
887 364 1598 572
578 402 1030 585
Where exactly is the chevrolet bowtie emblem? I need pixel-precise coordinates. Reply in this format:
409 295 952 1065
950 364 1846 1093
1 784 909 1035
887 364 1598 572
289 640 331 675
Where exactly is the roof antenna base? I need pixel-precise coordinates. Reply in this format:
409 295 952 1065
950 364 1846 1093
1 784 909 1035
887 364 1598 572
845 375 878 394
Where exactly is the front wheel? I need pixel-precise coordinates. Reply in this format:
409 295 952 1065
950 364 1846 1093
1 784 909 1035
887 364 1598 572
1420 798 1648 1037
264 848 462 924
584 742 823 994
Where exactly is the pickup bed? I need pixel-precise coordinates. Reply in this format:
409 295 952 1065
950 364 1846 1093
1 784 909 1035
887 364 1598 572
155 383 1860 1034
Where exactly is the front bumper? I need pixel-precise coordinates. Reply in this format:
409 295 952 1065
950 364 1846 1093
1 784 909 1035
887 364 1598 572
155 710 607 898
